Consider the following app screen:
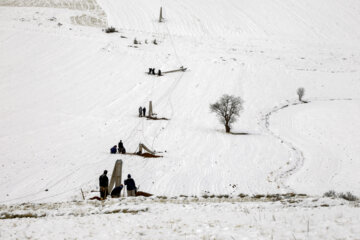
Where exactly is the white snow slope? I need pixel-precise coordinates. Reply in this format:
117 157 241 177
1 0 360 205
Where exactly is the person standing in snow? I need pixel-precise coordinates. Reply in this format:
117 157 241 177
118 140 126 154
124 174 136 197
99 170 109 199
139 106 143 117
142 107 146 117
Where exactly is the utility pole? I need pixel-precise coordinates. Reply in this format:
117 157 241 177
149 101 153 117
159 7 163 22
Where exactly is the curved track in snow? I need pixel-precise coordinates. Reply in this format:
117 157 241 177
263 98 356 193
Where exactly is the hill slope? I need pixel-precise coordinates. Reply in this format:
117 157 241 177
0 0 360 203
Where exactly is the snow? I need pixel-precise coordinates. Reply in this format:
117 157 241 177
1 196 360 239
0 0 360 238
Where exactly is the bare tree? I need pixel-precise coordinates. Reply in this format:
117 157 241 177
210 94 243 133
297 87 305 102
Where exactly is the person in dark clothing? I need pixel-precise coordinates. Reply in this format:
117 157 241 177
158 69 162 76
110 145 117 154
124 174 136 197
142 107 146 117
99 170 109 199
139 106 143 117
118 140 124 154
148 68 152 74
152 68 156 75
111 184 124 198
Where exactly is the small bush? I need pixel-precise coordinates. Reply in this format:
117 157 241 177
339 192 358 201
238 193 248 198
323 191 358 201
253 194 265 199
156 196 167 199
134 38 139 44
0 212 46 219
323 190 337 198
153 39 158 45
105 26 117 33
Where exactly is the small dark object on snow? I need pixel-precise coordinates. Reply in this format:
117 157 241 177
136 191 153 197
110 145 117 154
111 184 123 198
105 26 117 33
89 196 102 201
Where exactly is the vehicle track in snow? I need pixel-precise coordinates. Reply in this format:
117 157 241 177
262 98 354 192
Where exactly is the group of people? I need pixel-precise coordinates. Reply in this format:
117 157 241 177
139 106 147 117
99 170 137 199
110 140 126 154
148 68 162 76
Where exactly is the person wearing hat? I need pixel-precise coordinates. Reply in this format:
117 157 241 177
99 170 109 199
124 174 136 197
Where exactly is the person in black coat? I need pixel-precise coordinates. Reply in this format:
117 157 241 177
118 140 124 153
118 140 126 154
142 107 146 117
111 184 124 198
139 106 143 117
99 170 109 199
124 174 136 197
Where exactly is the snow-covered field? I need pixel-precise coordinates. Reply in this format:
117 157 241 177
1 0 360 238
1 195 360 239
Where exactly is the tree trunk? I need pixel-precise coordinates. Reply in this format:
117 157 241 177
225 124 230 133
